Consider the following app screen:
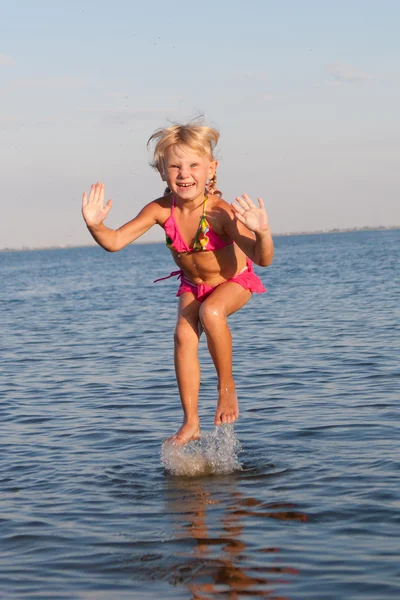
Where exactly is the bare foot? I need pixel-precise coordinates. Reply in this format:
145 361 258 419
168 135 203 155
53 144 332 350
167 420 201 446
214 386 239 425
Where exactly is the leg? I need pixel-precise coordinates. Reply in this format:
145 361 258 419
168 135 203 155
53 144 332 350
169 292 202 444
199 283 252 425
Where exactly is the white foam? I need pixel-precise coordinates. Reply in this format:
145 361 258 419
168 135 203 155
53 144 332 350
161 424 242 477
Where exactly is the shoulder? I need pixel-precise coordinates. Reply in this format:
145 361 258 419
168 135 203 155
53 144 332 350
140 195 172 224
207 194 234 224
205 194 235 237
208 194 232 214
208 194 253 240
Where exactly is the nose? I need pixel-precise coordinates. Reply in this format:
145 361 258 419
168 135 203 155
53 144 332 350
178 165 190 179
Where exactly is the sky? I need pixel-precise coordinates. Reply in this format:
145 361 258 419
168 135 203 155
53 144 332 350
1 0 399 249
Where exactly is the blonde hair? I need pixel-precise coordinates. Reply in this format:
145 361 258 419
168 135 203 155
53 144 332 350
147 123 222 196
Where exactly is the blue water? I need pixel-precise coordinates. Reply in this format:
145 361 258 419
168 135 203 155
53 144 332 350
1 230 399 599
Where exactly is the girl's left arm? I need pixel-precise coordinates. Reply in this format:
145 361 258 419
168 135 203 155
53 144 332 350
223 194 274 266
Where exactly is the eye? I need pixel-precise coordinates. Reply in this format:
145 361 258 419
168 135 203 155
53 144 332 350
169 165 179 169
191 163 199 168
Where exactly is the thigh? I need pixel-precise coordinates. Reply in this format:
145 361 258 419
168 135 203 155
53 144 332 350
176 292 202 336
200 282 252 319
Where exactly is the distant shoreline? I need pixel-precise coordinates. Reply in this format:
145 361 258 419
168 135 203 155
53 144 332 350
1 225 399 253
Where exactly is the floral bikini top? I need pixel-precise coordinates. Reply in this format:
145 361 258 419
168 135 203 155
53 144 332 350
164 196 233 253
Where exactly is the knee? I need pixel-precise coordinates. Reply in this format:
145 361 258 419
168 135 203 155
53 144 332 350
199 302 226 332
174 320 200 348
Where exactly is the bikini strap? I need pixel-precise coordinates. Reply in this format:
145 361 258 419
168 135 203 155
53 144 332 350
154 269 182 283
192 196 210 251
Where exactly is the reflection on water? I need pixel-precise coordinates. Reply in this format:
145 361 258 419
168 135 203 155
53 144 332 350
164 470 305 598
1 232 400 598
160 426 303 596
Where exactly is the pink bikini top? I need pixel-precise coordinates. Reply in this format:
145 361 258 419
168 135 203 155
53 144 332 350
164 196 233 253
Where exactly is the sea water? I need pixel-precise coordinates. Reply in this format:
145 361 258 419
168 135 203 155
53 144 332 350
161 425 242 476
1 230 399 599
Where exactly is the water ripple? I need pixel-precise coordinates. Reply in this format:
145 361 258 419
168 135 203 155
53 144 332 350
1 232 399 598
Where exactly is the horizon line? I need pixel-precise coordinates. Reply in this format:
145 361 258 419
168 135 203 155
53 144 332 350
1 225 399 253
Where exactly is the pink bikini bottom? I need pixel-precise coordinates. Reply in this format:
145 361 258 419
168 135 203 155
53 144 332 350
154 258 266 303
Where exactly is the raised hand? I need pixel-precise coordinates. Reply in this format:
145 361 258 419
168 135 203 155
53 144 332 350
231 193 269 234
82 182 112 227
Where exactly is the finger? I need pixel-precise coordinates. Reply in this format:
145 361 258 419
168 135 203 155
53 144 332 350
231 201 245 215
234 197 248 211
99 184 105 207
93 182 101 204
258 197 265 210
235 195 251 210
88 184 95 203
233 212 246 225
82 192 87 209
104 199 112 216
242 193 256 208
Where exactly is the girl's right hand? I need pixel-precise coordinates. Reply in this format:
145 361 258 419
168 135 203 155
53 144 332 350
82 182 112 227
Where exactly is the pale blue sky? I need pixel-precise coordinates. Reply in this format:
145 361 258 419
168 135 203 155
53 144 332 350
1 0 399 248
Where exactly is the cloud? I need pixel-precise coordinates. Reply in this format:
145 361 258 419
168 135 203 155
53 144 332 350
238 94 273 104
106 91 129 99
0 115 24 131
233 70 268 82
326 63 372 84
78 107 178 124
0 53 16 66
3 76 84 91
0 114 61 132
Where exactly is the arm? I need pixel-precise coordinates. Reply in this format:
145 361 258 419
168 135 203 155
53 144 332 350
82 182 159 252
223 194 274 267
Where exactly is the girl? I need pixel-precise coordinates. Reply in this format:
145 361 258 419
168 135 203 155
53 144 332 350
82 123 274 445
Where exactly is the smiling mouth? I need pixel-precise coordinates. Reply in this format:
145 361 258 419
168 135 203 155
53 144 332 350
177 183 195 188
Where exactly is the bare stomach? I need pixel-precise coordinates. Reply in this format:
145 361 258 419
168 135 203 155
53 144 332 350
171 244 248 286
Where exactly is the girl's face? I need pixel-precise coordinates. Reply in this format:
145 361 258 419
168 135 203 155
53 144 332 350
163 144 217 201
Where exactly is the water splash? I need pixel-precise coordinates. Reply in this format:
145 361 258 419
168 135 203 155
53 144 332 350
161 424 242 477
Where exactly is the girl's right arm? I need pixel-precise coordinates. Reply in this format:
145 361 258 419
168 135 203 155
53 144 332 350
82 182 160 252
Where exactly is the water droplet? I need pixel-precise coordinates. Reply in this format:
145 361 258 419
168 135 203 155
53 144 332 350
161 424 242 477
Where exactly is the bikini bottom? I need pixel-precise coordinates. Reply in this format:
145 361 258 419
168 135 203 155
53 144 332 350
154 258 266 303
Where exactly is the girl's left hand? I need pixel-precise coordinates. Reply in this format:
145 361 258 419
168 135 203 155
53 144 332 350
232 194 269 234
